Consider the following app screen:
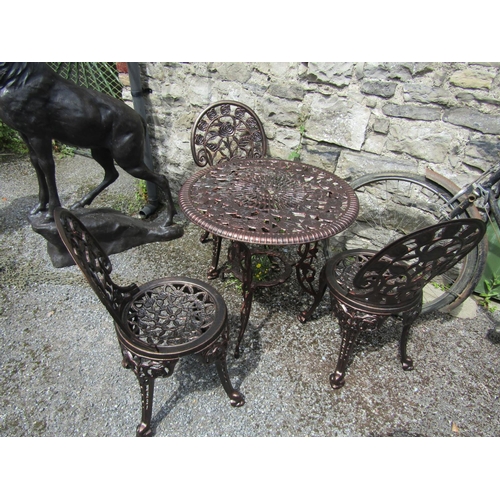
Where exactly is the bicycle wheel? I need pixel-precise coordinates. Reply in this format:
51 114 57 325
327 171 488 314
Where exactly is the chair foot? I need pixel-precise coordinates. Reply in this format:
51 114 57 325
329 372 345 389
402 357 414 371
212 346 245 407
229 390 245 407
136 422 153 437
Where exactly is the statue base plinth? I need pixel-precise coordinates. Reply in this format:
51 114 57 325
29 207 184 268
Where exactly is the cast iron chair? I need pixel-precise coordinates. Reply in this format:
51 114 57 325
54 208 244 437
190 100 268 278
298 218 486 389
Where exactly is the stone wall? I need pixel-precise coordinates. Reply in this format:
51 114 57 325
126 62 500 204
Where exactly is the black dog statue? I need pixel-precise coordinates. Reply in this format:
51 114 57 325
0 62 176 225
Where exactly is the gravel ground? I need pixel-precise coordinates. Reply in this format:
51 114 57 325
1 152 500 438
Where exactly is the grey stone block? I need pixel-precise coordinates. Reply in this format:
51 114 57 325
383 103 441 121
444 108 500 135
305 95 371 151
387 121 453 163
361 80 397 98
336 150 417 181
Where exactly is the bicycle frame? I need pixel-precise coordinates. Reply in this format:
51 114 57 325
445 163 500 226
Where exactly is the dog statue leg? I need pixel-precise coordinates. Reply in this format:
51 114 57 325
71 148 119 210
20 134 49 214
125 164 177 226
150 172 177 226
27 136 61 220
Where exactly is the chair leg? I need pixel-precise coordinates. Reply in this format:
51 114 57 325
400 303 422 371
330 301 386 389
297 266 328 323
120 347 178 437
135 369 155 437
215 359 245 407
202 324 245 407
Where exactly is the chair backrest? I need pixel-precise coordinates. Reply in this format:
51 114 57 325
54 208 139 325
191 100 267 167
352 218 486 306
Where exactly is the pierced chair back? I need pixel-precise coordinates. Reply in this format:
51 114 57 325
191 100 267 167
54 207 137 326
299 218 486 389
190 100 268 279
54 208 244 436
351 218 486 307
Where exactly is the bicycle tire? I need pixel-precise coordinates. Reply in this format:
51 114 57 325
327 171 488 314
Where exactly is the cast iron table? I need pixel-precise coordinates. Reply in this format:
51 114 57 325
179 158 359 357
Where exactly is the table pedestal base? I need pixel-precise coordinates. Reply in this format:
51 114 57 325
220 241 320 357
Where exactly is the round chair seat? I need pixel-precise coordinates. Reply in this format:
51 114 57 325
325 250 423 316
117 277 229 360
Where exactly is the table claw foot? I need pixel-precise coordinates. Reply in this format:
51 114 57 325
402 357 414 371
207 267 220 279
329 371 346 389
136 422 153 437
297 311 309 323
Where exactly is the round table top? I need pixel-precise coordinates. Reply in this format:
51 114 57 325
179 158 359 246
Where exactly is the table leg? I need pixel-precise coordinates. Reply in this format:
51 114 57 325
207 236 222 279
296 242 319 296
226 242 294 357
228 241 255 358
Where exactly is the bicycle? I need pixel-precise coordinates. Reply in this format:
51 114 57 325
328 163 500 315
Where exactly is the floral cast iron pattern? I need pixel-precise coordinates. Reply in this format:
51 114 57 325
55 208 244 436
351 219 486 306
126 282 218 347
56 210 226 354
299 219 485 389
56 210 139 324
191 102 266 167
330 220 486 308
180 158 360 246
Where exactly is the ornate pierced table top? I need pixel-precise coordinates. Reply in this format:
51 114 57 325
179 158 359 245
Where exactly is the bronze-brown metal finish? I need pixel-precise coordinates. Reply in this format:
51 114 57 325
180 158 360 356
191 100 267 168
298 219 486 389
180 158 359 246
191 100 268 274
54 208 244 436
